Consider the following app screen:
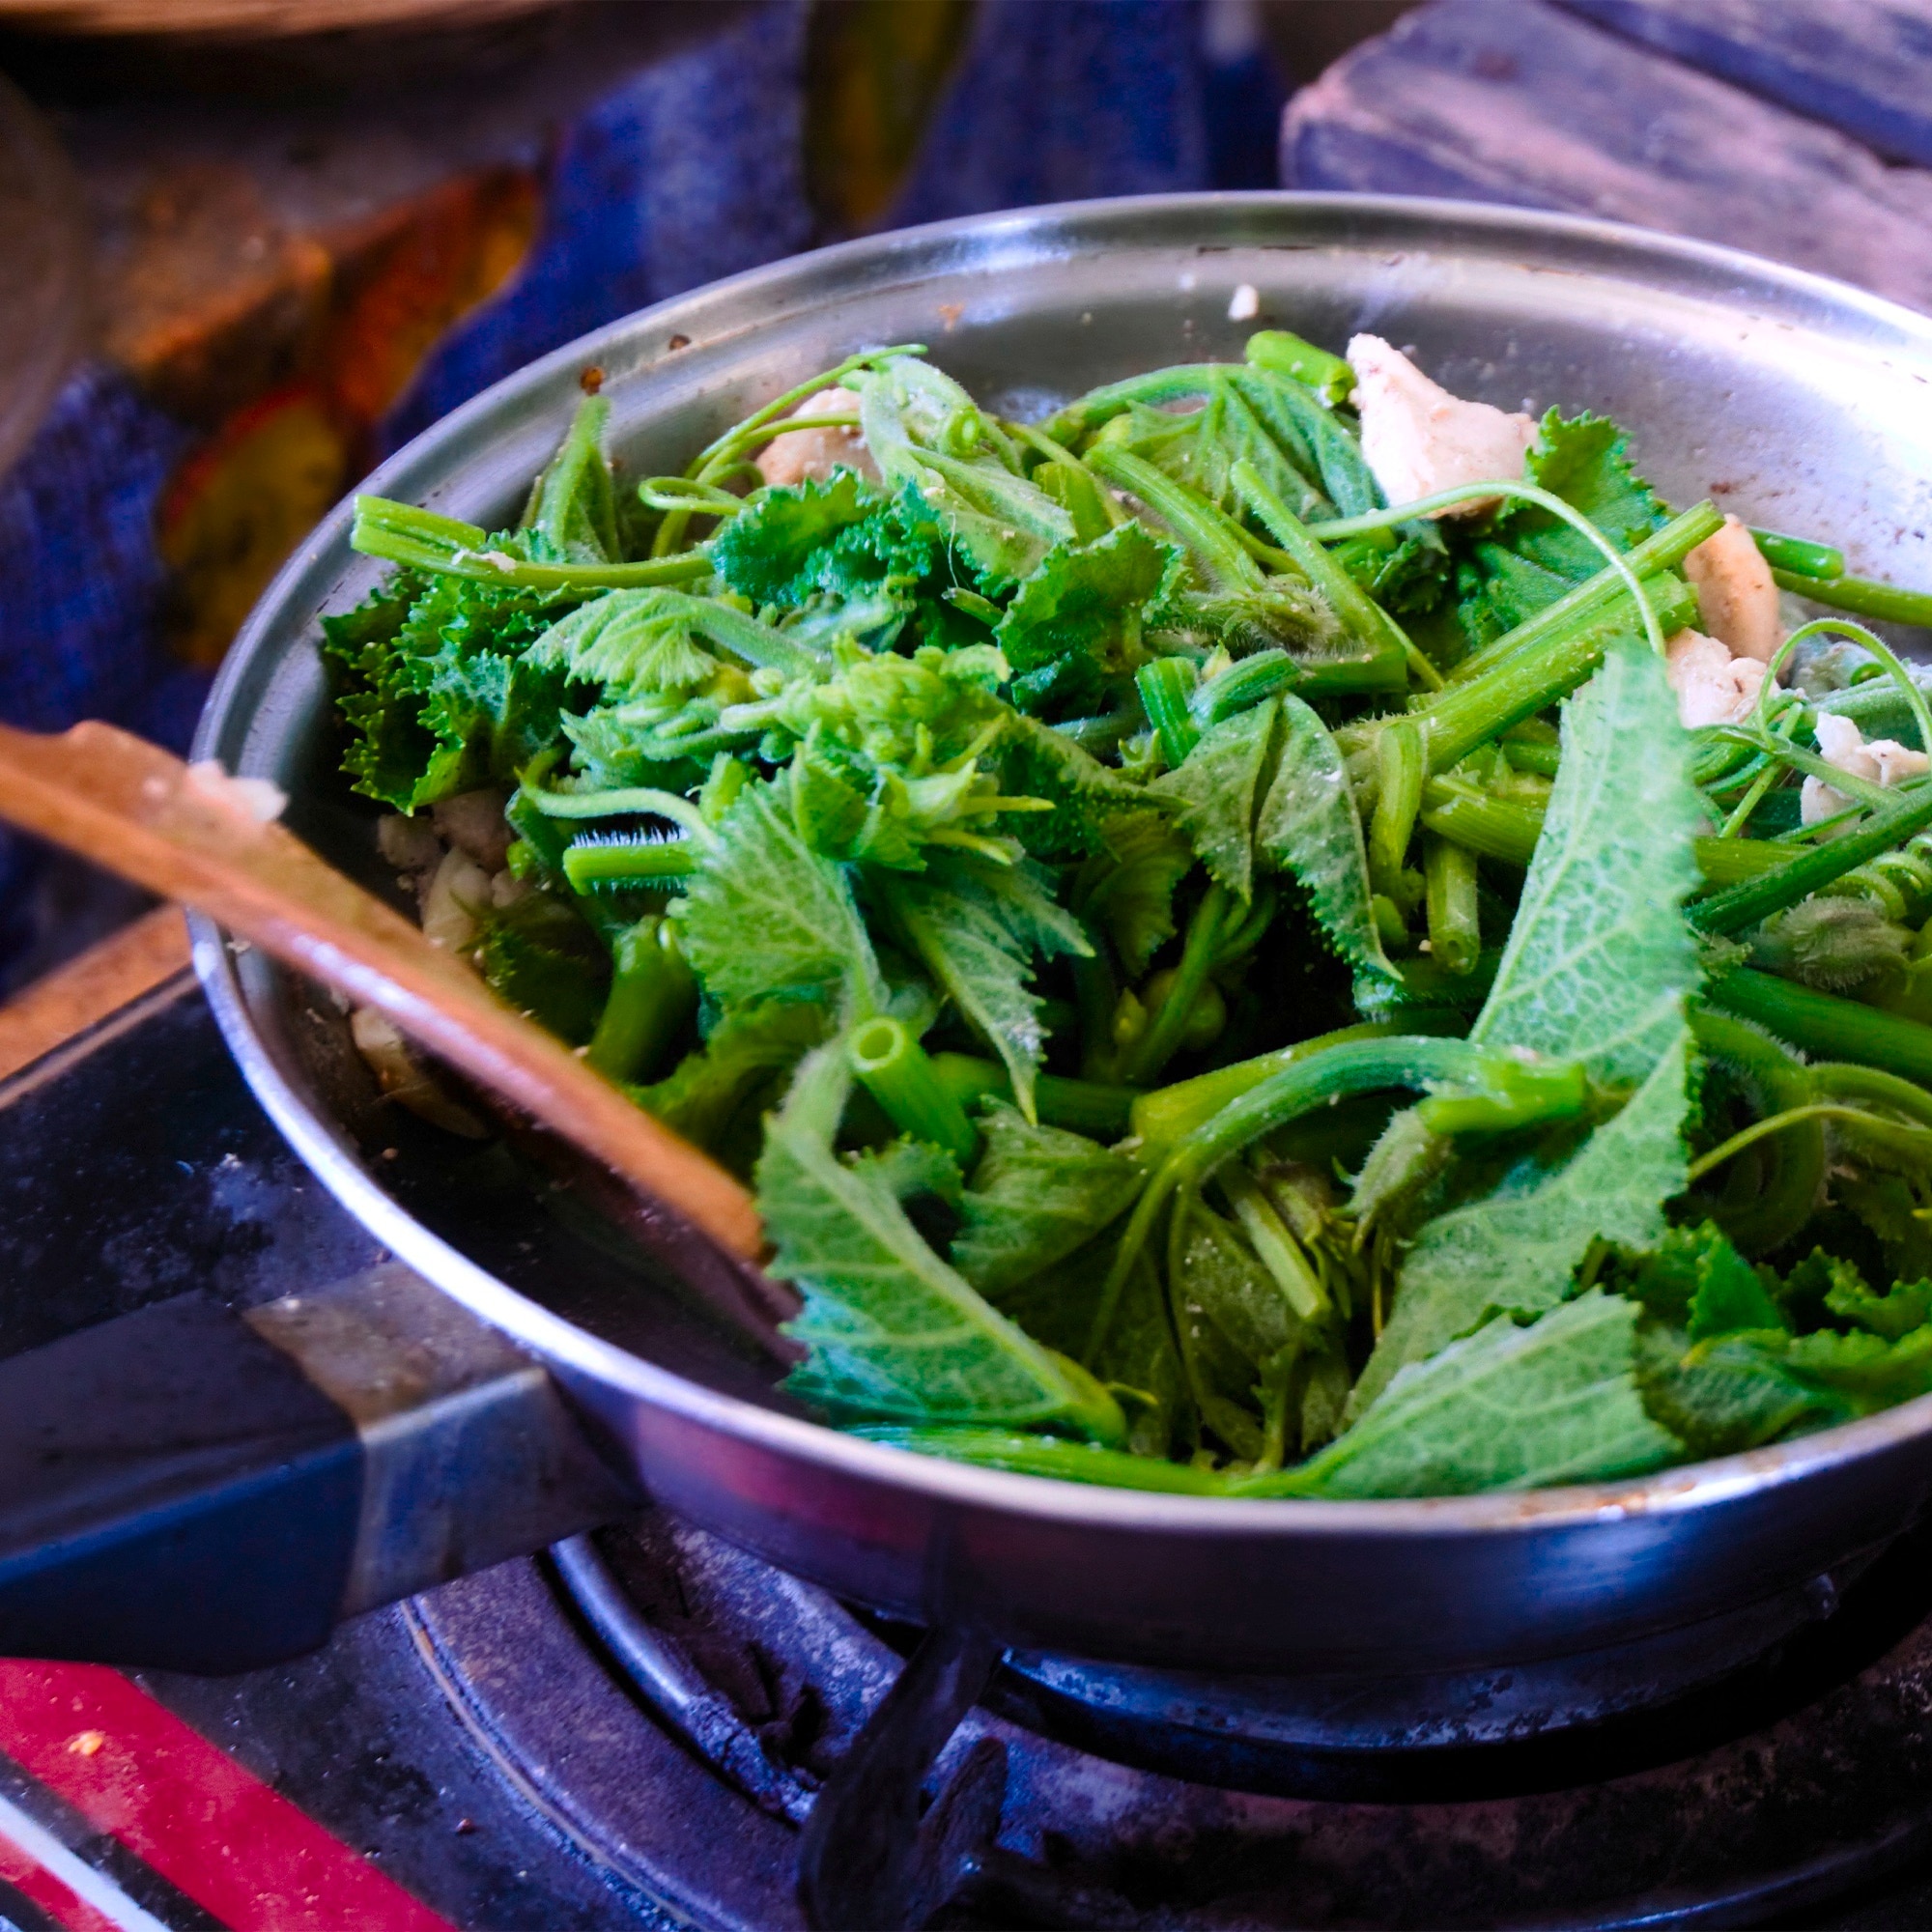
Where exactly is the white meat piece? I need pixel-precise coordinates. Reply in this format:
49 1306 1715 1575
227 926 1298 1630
377 812 444 876
754 385 878 488
419 846 492 954
348 1007 487 1138
431 788 513 871
183 758 287 824
1664 628 1766 728
1345 334 1538 517
1801 710 1931 827
1683 514 1781 664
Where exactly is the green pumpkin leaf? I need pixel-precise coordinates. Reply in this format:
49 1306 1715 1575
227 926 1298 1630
762 1045 1123 1440
1256 691 1394 980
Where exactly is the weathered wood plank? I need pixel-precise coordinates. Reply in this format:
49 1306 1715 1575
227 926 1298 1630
1281 0 1932 312
1556 0 1932 168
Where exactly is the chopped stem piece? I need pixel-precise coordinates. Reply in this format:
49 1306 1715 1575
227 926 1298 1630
848 1017 981 1168
588 917 696 1082
1751 528 1843 581
1218 1163 1329 1320
1371 719 1424 895
1690 781 1932 935
1423 833 1481 974
563 838 698 889
1137 657 1201 765
1774 568 1932 628
1707 969 1932 1085
927 1054 1137 1139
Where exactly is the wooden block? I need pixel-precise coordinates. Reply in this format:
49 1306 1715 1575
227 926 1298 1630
1555 0 1932 168
0 905 190 1089
1282 0 1932 312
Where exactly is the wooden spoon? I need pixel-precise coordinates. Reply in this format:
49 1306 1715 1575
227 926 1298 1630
0 720 763 1264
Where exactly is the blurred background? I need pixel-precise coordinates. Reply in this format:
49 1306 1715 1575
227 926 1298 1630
3 0 1924 994
0 0 1427 993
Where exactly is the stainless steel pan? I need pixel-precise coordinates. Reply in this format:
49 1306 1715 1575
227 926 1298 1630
186 192 1932 1677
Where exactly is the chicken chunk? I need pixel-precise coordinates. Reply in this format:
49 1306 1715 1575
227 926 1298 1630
1345 335 1538 517
431 788 513 871
419 845 493 953
1683 514 1781 665
754 385 878 488
1664 628 1766 728
1801 710 1930 828
349 1007 487 1138
183 758 286 824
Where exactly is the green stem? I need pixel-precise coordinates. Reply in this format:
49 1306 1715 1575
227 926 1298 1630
1137 657 1201 765
1792 616 1932 756
1716 730 1793 839
1090 1033 1587 1363
1751 528 1843 581
1218 1163 1329 1319
1231 459 1411 691
1685 1006 1824 1254
1244 328 1354 405
685 415 859 481
1707 969 1932 1085
1700 727 1889 808
1370 719 1424 895
521 784 718 840
1685 1103 1929 1184
1442 503 1722 688
644 342 924 555
847 1016 980 1168
685 343 926 479
563 838 698 890
1423 833 1481 974
1399 580 1697 777
586 917 696 1082
1773 567 1932 628
854 1427 1234 1493
1416 779 1542 866
1501 739 1560 778
1806 1060 1932 1126
1689 781 1932 935
1129 1019 1430 1163
928 1053 1137 1139
1118 884 1230 1086
1690 839 1802 887
529 396 619 558
1039 364 1231 446
1190 650 1294 726
352 497 711 589
1415 777 1787 886
637 477 753 515
1086 443 1264 589
1303 481 1670 657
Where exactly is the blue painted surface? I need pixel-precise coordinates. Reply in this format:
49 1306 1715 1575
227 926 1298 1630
0 0 1213 980
1558 0 1932 170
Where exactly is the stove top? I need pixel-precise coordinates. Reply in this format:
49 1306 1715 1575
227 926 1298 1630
8 961 1932 1930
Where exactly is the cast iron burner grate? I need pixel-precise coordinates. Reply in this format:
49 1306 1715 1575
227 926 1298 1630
407 1502 1932 1931
12 976 1932 1927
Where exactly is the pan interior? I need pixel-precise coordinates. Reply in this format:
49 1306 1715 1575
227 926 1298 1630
201 196 1932 1453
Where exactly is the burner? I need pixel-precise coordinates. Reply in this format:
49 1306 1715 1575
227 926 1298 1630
14 958 1932 1927
405 1504 1932 1930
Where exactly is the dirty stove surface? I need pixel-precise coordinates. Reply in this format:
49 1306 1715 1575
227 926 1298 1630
5 963 1932 1930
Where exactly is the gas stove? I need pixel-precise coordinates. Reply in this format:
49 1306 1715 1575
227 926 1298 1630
9 954 1932 1930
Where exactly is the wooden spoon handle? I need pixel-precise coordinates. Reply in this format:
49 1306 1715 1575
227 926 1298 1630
0 721 763 1262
